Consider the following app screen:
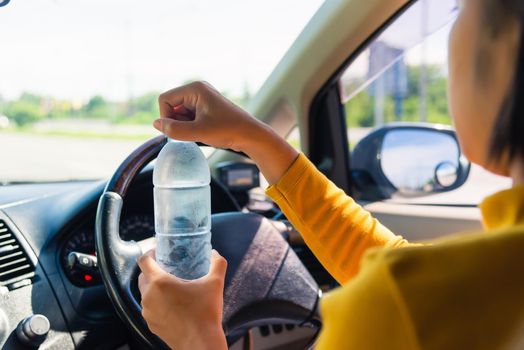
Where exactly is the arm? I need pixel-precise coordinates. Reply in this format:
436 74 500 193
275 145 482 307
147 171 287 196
266 154 412 284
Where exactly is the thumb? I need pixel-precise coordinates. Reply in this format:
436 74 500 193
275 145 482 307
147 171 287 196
208 250 227 278
137 252 165 278
153 118 197 141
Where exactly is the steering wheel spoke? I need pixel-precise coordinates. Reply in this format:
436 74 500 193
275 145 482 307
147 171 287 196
137 237 156 255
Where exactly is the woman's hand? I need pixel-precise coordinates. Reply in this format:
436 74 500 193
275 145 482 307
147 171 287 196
155 81 266 153
137 249 228 350
155 81 299 184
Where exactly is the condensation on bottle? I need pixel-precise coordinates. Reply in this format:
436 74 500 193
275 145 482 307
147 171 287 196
153 140 211 280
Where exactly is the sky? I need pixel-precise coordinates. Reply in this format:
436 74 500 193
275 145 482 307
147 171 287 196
0 0 324 101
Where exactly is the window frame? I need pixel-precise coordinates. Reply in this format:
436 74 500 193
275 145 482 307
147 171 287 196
307 0 417 195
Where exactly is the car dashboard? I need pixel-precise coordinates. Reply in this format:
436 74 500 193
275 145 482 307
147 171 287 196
0 165 332 349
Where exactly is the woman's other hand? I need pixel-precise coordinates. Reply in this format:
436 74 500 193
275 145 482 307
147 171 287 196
137 249 228 350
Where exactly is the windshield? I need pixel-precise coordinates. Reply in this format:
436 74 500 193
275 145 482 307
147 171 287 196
0 0 323 183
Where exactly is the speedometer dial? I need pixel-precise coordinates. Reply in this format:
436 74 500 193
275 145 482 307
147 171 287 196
61 213 154 287
61 227 101 286
119 214 155 242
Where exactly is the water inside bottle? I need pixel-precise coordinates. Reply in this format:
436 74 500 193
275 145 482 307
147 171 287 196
156 231 211 280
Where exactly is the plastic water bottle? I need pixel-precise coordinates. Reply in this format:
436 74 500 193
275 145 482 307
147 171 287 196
153 140 211 280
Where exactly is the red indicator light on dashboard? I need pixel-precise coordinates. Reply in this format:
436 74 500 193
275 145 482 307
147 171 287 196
84 274 93 282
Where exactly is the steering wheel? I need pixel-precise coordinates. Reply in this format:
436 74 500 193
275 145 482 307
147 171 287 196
95 136 321 348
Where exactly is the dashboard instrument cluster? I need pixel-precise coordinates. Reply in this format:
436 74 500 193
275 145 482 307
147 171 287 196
61 213 155 287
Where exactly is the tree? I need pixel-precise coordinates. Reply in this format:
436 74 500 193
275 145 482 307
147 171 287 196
343 64 452 127
130 92 159 115
345 91 374 127
84 95 109 118
47 100 75 119
4 100 44 126
19 92 42 106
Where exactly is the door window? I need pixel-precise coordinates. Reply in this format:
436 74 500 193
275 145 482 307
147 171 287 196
340 0 511 205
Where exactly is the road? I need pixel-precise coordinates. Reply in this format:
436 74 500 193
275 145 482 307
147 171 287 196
0 133 151 182
0 131 511 205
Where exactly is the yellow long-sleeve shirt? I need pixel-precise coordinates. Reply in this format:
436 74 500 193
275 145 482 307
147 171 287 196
266 153 524 349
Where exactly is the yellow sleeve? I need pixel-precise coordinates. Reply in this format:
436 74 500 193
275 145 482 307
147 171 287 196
266 153 411 284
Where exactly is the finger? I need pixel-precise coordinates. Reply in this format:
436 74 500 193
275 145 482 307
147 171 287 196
172 104 194 118
153 118 198 141
161 105 195 122
138 272 148 294
145 248 156 260
158 89 188 118
159 98 173 119
208 250 227 278
158 83 200 118
137 254 165 278
167 112 195 122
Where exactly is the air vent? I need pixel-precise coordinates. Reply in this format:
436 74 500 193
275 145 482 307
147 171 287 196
0 220 35 287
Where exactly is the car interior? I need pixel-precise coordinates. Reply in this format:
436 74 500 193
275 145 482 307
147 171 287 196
0 0 512 349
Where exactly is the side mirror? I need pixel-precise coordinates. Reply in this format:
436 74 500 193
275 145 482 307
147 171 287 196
351 124 470 200
0 0 11 7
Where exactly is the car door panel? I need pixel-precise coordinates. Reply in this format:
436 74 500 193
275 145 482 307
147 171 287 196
364 202 482 242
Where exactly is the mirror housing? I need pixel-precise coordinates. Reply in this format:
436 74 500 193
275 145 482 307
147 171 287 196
351 123 470 201
0 0 10 7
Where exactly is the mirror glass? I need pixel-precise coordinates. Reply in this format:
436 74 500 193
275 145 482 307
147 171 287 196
380 129 460 194
434 161 458 187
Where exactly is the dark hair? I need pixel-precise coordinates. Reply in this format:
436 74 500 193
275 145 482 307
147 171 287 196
484 0 524 165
